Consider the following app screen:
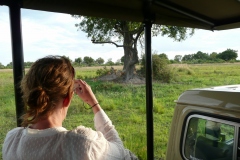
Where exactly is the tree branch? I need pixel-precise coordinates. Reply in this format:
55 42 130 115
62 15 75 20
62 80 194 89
129 25 144 35
134 26 144 44
114 24 124 35
91 39 125 47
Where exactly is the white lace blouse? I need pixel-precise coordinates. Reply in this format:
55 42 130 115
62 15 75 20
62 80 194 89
2 109 136 160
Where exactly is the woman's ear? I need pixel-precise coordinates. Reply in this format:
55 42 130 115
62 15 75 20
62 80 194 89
63 93 73 107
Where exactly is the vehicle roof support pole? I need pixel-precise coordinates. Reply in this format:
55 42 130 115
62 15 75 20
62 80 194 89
9 2 25 127
143 0 155 159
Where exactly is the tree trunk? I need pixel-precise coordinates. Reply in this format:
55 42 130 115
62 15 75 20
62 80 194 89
122 27 139 81
123 46 138 81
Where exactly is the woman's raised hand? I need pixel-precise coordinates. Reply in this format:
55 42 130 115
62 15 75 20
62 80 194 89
74 79 98 106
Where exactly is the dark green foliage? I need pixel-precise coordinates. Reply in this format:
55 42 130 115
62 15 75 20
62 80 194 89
95 57 104 65
158 53 169 62
209 52 218 60
182 54 193 61
181 49 238 64
182 51 209 61
4 61 34 69
6 62 13 69
141 54 173 83
83 56 94 66
174 55 182 62
152 54 173 82
24 61 34 68
120 56 125 63
192 51 209 60
96 66 110 77
74 16 120 41
0 62 5 69
105 58 114 66
217 49 238 61
114 59 122 65
75 57 82 65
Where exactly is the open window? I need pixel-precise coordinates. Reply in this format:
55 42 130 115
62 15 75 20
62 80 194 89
182 115 238 160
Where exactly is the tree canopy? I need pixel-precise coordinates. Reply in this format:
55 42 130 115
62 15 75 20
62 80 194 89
174 55 182 62
217 49 238 61
83 56 94 66
75 57 82 64
95 57 105 65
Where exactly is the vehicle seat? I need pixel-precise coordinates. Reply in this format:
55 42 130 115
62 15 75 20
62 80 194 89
194 136 231 160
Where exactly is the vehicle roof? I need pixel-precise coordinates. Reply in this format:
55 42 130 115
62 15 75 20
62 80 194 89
1 0 240 30
176 85 240 111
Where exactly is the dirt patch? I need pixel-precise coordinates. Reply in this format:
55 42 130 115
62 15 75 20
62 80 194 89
97 72 145 84
94 66 145 84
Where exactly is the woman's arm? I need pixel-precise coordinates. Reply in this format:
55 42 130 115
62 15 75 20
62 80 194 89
73 79 138 160
74 79 122 143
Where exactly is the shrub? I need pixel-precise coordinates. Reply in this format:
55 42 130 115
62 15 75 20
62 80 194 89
96 66 111 77
140 54 174 83
186 69 194 75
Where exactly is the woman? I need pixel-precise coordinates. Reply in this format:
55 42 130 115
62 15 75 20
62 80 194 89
2 56 138 160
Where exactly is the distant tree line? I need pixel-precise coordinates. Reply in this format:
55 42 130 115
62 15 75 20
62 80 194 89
172 48 238 64
0 56 124 69
66 55 123 67
0 49 238 69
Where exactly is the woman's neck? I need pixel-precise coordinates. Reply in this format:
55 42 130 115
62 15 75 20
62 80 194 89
29 109 64 130
29 117 63 130
30 100 68 130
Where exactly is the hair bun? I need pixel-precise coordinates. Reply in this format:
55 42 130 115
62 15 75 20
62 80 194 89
28 86 49 112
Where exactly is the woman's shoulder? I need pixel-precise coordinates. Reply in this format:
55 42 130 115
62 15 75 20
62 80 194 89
66 126 97 139
6 127 24 136
4 127 25 143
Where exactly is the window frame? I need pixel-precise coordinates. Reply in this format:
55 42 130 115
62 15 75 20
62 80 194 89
182 114 240 160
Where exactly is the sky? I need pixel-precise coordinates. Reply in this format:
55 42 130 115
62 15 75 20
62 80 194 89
1 6 240 66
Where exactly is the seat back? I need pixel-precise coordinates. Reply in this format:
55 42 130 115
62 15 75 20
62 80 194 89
195 136 232 160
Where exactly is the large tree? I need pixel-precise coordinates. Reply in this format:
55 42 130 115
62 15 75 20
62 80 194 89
73 16 194 81
174 55 182 62
192 51 209 60
217 49 238 61
75 57 83 65
83 56 94 66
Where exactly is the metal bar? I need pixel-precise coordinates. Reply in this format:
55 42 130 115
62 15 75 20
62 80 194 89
143 0 154 159
154 0 214 26
9 3 25 127
144 20 154 160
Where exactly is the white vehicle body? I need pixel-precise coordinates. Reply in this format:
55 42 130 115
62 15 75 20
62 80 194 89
166 85 240 160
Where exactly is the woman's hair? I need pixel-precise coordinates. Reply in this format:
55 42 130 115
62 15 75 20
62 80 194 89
20 56 75 127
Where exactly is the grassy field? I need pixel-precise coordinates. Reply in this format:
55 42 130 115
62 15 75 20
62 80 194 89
1 63 240 159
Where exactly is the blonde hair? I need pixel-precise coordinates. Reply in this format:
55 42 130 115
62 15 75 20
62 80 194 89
20 56 75 127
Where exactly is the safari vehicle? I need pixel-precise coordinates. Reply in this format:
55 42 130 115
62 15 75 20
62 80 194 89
1 0 240 159
166 85 240 160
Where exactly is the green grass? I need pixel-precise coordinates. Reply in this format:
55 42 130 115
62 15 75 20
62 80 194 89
1 63 240 159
